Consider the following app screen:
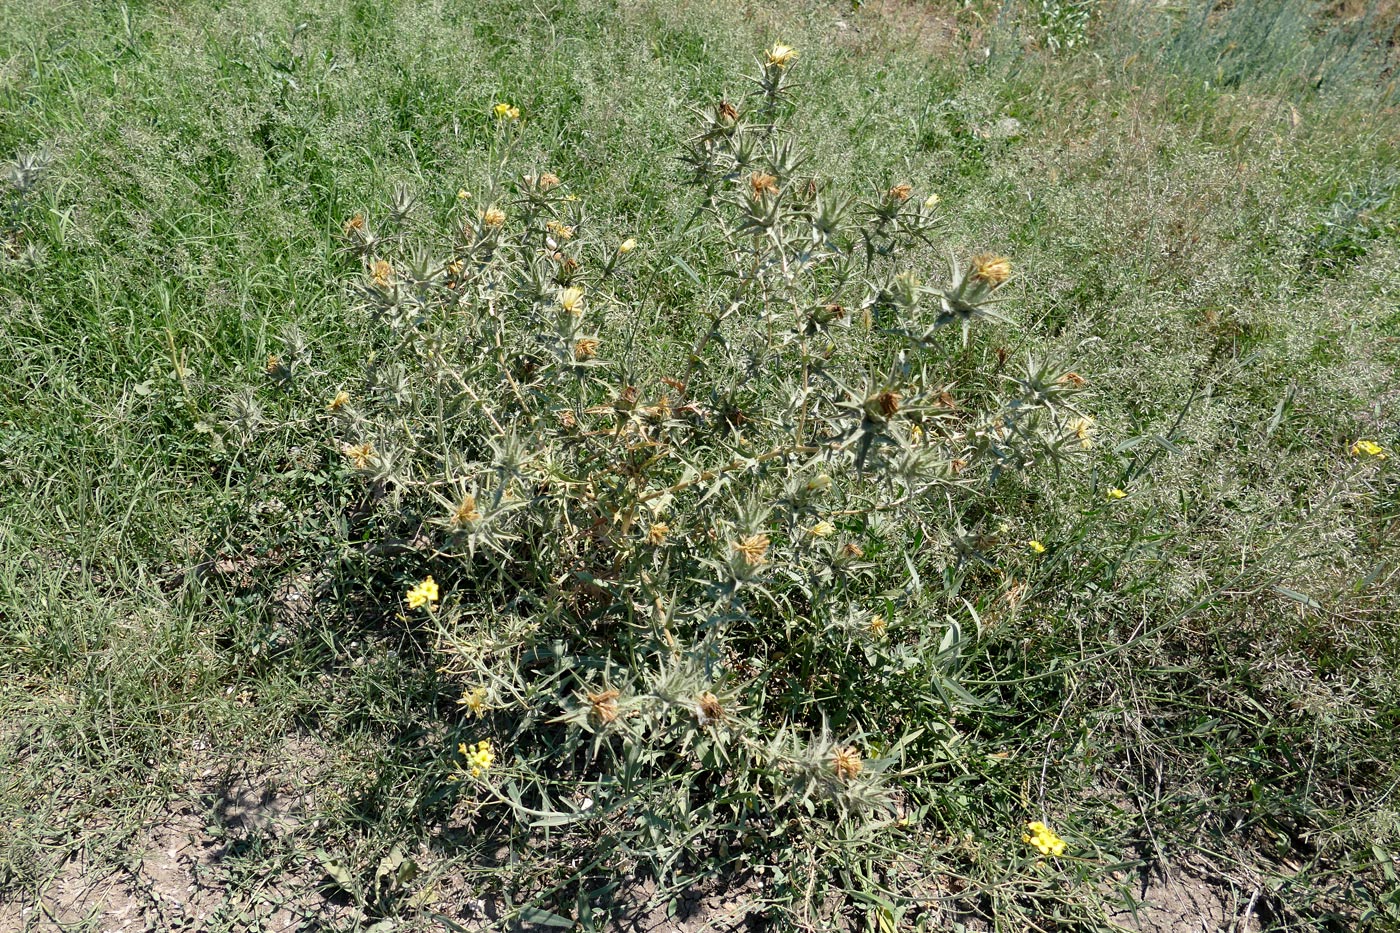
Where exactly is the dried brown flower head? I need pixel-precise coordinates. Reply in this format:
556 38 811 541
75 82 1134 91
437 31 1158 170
452 493 482 528
587 688 620 724
573 337 600 361
733 533 771 567
718 100 739 124
696 692 725 726
647 522 670 546
832 745 863 781
749 172 779 197
887 183 912 202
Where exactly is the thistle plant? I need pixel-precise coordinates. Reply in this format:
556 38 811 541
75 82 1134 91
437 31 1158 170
312 47 1089 919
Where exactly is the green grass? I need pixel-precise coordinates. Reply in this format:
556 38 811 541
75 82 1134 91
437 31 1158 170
3 0 1400 930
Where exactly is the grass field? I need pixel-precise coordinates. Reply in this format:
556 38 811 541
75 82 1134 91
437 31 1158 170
3 1 1400 931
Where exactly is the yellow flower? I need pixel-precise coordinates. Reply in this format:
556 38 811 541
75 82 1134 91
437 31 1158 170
1027 539 1046 554
646 521 670 546
909 424 924 445
619 237 638 254
1023 820 1067 857
809 520 836 538
458 739 495 778
970 253 1012 286
480 206 506 228
545 220 574 240
457 687 489 717
558 286 585 315
766 43 797 68
371 260 394 287
923 193 941 210
1350 439 1387 460
1069 416 1094 450
456 188 470 200
326 390 351 412
1106 487 1127 500
868 614 887 637
405 576 440 609
493 102 520 120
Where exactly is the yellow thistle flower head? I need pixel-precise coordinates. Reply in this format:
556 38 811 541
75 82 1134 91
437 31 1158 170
1350 439 1387 460
766 43 797 68
969 253 1012 287
405 576 440 609
923 193 941 210
619 237 638 254
371 259 393 287
456 188 470 201
1106 487 1128 500
809 520 836 538
327 390 351 412
493 102 520 120
480 206 506 228
344 441 376 469
1027 539 1046 554
558 286 585 315
868 614 887 637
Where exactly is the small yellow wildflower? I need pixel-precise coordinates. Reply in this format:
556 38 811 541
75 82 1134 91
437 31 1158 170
909 424 924 445
619 237 638 254
766 43 797 68
1350 439 1387 460
457 687 489 717
371 259 394 287
265 354 282 375
923 193 941 210
459 739 495 778
456 188 470 201
492 102 520 120
545 219 574 240
327 390 351 412
405 576 440 609
1022 820 1067 857
480 206 506 228
1106 487 1127 500
809 520 836 538
1027 539 1046 555
868 614 887 637
558 286 585 315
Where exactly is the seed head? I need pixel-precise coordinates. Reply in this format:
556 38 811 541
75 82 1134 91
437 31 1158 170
749 172 779 198
480 206 507 228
